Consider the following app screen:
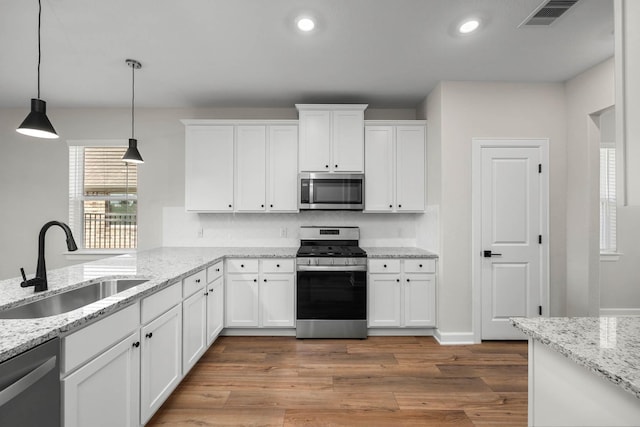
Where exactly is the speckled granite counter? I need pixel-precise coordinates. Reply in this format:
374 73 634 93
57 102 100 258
512 316 640 400
363 247 438 258
0 247 297 363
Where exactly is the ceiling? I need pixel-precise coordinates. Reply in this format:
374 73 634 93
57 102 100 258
0 0 614 109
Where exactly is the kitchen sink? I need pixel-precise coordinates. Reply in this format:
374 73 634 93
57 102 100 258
0 278 148 319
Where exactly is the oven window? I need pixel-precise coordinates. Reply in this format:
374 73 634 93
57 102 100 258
313 179 362 204
296 271 366 320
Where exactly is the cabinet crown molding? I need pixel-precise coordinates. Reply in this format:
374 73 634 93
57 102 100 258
181 119 298 126
295 104 368 111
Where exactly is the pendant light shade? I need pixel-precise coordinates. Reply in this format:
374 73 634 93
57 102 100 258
123 138 144 163
122 59 144 164
17 98 58 139
17 0 58 139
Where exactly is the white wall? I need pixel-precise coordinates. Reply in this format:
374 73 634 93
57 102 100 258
564 58 615 316
0 106 417 280
418 81 568 336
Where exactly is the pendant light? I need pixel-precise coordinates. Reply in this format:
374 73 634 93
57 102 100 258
122 59 144 164
17 0 58 139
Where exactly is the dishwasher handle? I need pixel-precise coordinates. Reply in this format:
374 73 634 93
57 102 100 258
0 356 56 407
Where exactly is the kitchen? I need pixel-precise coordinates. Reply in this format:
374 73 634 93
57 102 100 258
1 0 640 426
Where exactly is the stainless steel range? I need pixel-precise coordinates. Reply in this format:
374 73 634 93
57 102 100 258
296 226 367 339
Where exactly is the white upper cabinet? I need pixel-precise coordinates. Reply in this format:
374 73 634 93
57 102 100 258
364 122 426 213
185 126 234 211
236 125 267 212
268 126 299 212
297 104 367 172
183 120 298 213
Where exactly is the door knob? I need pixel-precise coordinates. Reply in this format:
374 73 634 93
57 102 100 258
483 250 503 258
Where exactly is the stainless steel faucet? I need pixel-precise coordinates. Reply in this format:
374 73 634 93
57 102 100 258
20 221 78 292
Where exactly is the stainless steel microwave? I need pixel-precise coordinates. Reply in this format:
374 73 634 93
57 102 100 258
298 173 365 210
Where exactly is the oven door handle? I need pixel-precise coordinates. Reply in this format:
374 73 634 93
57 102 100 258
297 265 367 272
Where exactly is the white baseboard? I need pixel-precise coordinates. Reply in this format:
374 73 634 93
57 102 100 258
434 329 476 345
367 328 435 336
221 328 296 336
599 308 640 316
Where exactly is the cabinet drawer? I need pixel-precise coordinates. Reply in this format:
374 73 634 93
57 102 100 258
404 259 436 273
207 261 224 282
227 259 259 274
369 259 401 273
62 302 139 374
183 270 206 298
262 259 294 273
141 281 181 324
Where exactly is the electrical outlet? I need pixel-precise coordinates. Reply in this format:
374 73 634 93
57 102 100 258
280 227 287 238
197 227 204 238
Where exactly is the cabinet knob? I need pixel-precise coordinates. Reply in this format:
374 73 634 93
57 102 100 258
335 164 338 168
325 164 329 168
229 204 232 208
132 341 140 348
389 204 393 208
276 264 280 268
216 268 220 272
263 279 267 282
406 279 410 282
383 264 387 268
253 279 257 282
196 279 200 283
204 292 209 296
270 204 274 208
419 264 423 268
398 204 402 208
146 332 153 339
209 288 213 292
241 264 244 268
396 279 400 283
261 204 264 208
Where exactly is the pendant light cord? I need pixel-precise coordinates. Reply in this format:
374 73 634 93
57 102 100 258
37 0 42 99
131 64 135 138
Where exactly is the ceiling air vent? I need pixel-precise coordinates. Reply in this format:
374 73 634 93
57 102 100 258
519 0 580 27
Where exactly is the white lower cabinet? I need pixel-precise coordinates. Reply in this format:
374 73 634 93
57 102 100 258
206 275 225 344
140 303 183 425
182 288 207 374
62 330 140 427
226 258 295 328
368 258 436 328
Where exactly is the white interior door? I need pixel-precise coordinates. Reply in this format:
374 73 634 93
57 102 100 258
478 142 547 340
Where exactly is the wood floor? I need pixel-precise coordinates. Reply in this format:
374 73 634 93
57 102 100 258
147 336 528 427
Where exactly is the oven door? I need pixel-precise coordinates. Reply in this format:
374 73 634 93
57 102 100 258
296 268 366 320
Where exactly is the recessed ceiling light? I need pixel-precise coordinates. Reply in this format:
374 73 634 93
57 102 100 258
459 19 480 34
296 17 315 32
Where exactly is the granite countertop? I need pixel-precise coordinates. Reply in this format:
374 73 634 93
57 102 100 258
0 246 297 363
512 316 640 400
363 247 438 258
0 245 434 363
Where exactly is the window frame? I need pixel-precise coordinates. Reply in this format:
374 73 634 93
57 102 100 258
68 140 138 254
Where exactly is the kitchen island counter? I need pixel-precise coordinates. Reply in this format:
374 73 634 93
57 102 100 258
513 316 640 426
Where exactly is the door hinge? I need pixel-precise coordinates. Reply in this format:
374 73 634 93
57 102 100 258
538 235 542 244
538 163 542 173
538 305 542 316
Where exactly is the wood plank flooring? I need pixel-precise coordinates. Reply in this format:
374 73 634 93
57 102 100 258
147 336 528 427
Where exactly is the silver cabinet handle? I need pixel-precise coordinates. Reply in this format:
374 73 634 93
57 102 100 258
0 356 56 407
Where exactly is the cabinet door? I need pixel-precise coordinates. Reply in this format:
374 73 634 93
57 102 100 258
368 274 402 327
332 110 364 172
299 110 331 171
403 274 436 327
225 274 259 327
236 125 267 212
206 276 225 345
182 289 207 374
261 274 295 327
396 126 426 212
140 304 182 425
63 331 140 427
268 125 299 212
185 126 234 211
364 126 395 212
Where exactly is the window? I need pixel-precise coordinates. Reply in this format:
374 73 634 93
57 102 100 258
69 143 137 250
599 143 616 253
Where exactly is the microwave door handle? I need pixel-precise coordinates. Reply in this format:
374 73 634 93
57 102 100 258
308 179 314 204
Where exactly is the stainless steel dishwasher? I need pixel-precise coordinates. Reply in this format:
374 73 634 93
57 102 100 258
0 338 60 426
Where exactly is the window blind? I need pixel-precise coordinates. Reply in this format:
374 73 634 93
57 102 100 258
83 147 137 195
600 147 616 252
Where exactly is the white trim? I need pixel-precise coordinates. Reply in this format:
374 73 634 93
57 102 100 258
600 252 623 262
471 138 550 343
180 119 299 126
599 308 640 316
295 104 368 112
433 330 475 345
367 328 435 336
364 120 427 126
67 139 128 147
221 328 296 336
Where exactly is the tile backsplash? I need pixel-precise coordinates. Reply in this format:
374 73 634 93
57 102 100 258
162 207 423 247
